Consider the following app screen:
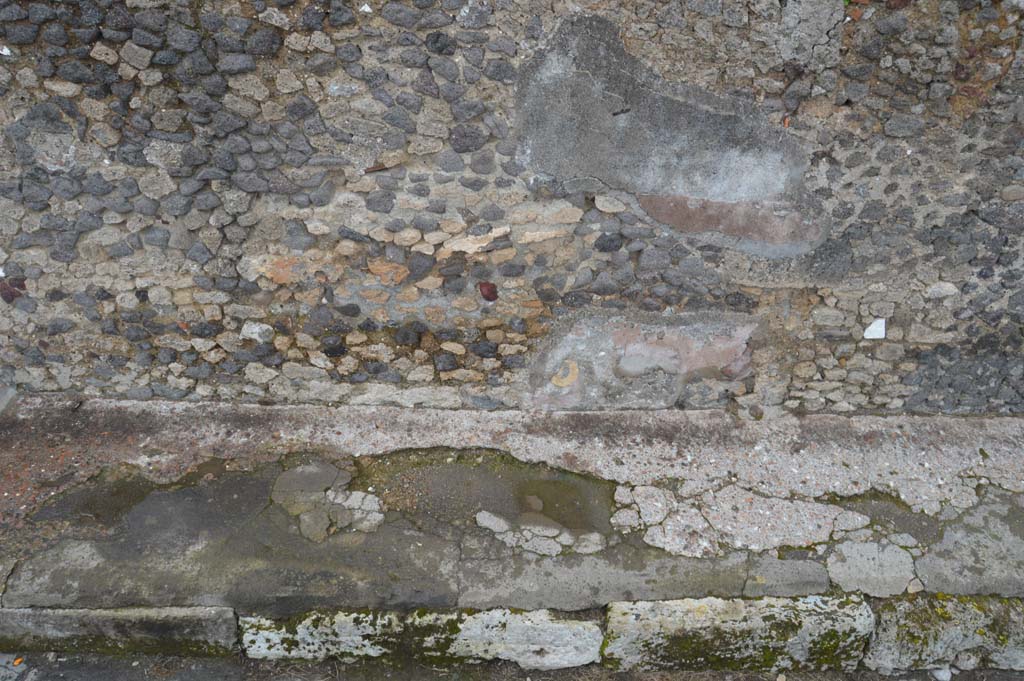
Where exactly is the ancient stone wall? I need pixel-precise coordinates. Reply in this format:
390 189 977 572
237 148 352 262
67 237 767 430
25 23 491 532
0 0 1021 415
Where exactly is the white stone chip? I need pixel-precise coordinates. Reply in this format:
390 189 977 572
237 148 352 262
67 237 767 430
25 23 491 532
863 318 886 339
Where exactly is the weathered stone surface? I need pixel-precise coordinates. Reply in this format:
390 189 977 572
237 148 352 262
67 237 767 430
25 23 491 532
744 556 830 597
242 612 400 660
450 609 602 670
914 493 1024 597
0 607 236 655
459 547 748 611
525 311 758 410
242 609 601 670
603 596 875 672
516 15 826 257
864 595 1024 673
827 541 915 597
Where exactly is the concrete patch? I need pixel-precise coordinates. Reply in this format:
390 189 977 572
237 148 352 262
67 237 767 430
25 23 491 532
0 607 236 655
524 311 757 410
914 494 1024 597
603 595 875 672
457 546 748 611
864 595 1024 673
827 541 916 597
516 15 827 257
744 556 830 597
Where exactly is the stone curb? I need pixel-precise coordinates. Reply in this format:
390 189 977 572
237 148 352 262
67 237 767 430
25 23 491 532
0 607 237 656
1 596 1023 674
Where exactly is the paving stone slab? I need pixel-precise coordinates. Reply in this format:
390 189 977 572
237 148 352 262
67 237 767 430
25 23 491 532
863 595 1024 674
603 596 875 672
0 607 237 656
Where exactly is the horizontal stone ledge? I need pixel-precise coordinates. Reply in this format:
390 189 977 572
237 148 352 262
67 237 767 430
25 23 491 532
603 595 875 672
240 608 603 670
0 607 237 656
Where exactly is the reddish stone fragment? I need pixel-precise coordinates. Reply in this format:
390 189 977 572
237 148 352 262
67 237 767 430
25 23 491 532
478 281 498 301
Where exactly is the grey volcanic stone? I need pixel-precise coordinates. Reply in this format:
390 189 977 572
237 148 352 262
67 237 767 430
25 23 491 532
218 54 256 74
450 124 488 153
884 114 925 138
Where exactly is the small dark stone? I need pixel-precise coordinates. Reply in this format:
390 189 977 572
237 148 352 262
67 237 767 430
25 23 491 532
450 123 488 153
167 24 201 52
246 27 282 56
394 323 422 346
47 318 75 336
6 23 40 44
434 352 458 371
381 2 421 28
483 58 515 83
365 190 396 213
468 340 497 358
328 0 356 26
425 31 457 55
217 53 256 74
186 241 214 264
285 94 317 119
594 233 624 252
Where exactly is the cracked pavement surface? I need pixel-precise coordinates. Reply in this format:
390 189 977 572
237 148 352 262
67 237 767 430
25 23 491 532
0 398 1022 615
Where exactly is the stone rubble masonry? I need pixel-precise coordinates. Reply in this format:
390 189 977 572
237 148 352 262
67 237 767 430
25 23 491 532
0 0 1020 417
3 597 1022 674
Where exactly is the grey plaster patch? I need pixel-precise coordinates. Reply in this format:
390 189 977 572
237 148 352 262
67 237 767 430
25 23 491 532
915 493 1024 597
603 595 875 671
826 541 916 597
524 311 757 410
4 466 461 616
457 546 748 610
0 607 237 655
515 14 827 256
864 595 1024 673
744 556 829 597
0 387 16 419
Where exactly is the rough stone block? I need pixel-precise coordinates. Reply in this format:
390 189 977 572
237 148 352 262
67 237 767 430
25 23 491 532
0 607 237 655
863 595 1024 673
241 608 602 670
603 596 874 672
